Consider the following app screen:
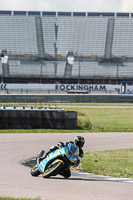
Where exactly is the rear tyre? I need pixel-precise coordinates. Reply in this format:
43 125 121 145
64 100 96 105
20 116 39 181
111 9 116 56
43 161 64 178
31 165 41 177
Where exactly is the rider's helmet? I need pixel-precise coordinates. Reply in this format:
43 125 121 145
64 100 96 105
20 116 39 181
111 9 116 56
74 136 85 148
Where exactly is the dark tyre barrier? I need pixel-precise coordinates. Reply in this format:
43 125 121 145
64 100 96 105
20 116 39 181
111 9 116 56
0 106 77 129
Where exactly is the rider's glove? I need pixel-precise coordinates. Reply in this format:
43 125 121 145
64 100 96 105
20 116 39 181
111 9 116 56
57 142 66 148
50 145 58 151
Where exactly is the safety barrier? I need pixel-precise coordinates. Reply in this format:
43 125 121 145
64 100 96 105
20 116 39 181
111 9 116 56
0 94 133 103
0 106 77 129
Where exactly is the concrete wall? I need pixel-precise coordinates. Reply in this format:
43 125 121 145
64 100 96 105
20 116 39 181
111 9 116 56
0 94 133 103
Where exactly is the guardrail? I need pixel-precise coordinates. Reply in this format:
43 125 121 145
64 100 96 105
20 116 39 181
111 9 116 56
0 94 133 103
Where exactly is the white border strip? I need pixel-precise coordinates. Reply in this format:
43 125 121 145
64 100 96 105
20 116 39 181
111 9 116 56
72 171 133 183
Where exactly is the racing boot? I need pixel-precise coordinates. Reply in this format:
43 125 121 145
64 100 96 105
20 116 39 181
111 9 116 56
36 150 45 164
59 167 71 178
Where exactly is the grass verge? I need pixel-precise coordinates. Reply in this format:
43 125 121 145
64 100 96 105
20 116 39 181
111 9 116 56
0 103 133 132
1 102 133 106
78 149 133 178
67 107 133 132
0 129 90 133
0 198 40 200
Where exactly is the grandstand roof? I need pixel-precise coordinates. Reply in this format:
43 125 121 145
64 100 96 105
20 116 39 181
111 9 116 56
0 10 132 18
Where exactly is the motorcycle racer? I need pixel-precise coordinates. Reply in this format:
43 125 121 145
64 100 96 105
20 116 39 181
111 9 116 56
37 136 85 178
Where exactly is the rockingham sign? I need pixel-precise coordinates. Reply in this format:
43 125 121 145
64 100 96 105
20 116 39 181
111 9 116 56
55 84 107 91
0 84 121 92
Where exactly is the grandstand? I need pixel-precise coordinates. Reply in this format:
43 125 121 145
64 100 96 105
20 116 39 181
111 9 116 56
0 11 133 84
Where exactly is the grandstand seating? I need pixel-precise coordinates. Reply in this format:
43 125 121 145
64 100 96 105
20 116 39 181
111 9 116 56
112 19 133 57
56 17 108 57
0 11 133 83
0 16 38 55
9 61 56 77
0 11 133 59
119 62 133 78
42 62 55 77
2 60 132 80
72 62 124 79
56 62 66 78
42 17 56 57
10 63 40 77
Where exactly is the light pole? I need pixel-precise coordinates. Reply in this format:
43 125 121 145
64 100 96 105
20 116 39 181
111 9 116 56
77 56 81 84
1 52 8 83
112 55 119 84
40 60 43 84
75 53 81 84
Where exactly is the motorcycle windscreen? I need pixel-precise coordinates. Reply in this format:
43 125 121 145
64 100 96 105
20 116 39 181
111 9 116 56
67 143 79 163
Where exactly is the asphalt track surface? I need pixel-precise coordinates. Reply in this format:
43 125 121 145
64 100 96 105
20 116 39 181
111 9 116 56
0 132 133 200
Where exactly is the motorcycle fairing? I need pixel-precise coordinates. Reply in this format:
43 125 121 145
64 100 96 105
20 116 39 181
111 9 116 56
38 142 78 173
38 149 62 173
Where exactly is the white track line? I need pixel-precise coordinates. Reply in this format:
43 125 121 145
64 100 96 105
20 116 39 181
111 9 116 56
72 171 133 183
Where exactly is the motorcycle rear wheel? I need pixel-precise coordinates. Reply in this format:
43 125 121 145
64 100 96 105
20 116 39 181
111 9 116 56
43 160 64 178
31 165 41 177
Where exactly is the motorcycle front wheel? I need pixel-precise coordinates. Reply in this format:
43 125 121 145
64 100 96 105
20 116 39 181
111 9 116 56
43 160 64 178
31 165 41 177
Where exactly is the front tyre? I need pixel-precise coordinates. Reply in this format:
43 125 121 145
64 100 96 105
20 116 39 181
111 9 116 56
31 165 41 177
43 160 64 178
